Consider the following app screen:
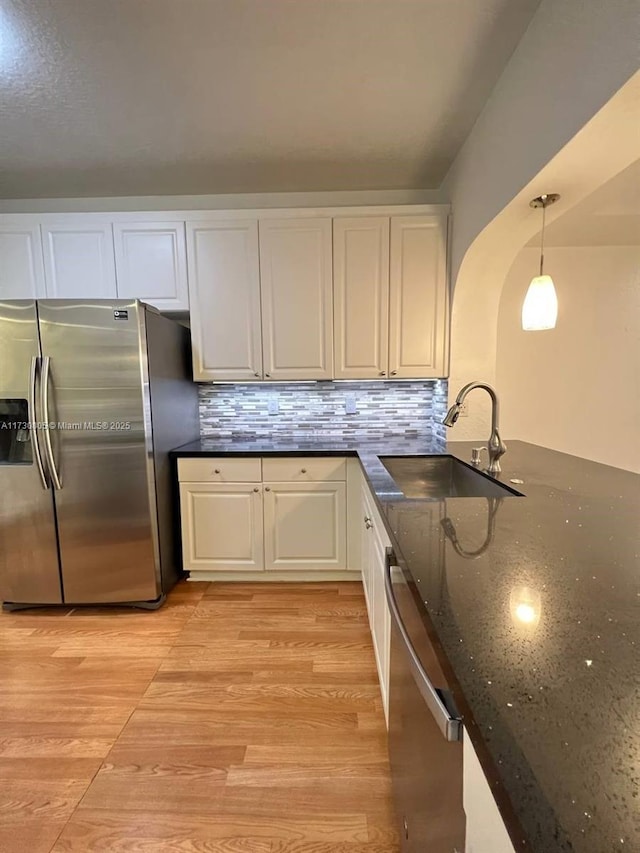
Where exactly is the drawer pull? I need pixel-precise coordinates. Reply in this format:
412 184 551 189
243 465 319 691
214 469 221 474
301 468 307 473
253 487 260 493
265 486 271 491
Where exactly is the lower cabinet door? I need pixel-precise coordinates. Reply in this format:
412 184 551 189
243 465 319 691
263 482 347 571
371 522 391 718
361 484 375 607
179 483 264 572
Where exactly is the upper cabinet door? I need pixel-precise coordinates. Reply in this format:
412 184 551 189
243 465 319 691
0 223 46 299
259 218 333 380
389 214 449 378
333 217 390 379
186 220 262 382
113 221 188 312
42 222 117 299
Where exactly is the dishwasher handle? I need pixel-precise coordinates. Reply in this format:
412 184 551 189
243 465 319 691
384 552 462 742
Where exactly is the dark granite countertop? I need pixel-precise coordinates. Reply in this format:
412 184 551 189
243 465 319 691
170 436 640 853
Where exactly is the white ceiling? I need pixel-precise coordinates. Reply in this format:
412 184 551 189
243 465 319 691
527 159 640 247
0 0 541 199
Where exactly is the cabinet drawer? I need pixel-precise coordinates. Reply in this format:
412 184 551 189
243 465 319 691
262 456 346 482
177 457 261 483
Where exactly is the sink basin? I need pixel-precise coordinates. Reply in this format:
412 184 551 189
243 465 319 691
379 455 522 499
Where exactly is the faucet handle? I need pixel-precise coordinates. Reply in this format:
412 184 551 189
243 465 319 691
471 447 486 467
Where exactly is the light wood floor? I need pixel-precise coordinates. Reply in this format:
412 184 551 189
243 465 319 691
0 581 399 852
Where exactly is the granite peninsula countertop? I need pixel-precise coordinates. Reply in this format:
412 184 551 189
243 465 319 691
170 436 640 853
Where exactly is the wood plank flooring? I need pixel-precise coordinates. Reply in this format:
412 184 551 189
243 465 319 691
0 581 399 852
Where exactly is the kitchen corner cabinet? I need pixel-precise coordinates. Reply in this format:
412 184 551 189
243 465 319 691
334 213 448 379
264 482 347 571
177 457 351 579
113 221 189 312
42 222 117 298
0 224 46 299
259 218 334 380
186 220 262 382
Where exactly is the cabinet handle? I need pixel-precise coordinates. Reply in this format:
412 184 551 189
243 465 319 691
379 371 386 376
391 370 398 376
364 515 372 529
254 372 260 378
214 469 220 474
301 468 307 473
253 487 260 493
265 486 271 491
265 373 271 378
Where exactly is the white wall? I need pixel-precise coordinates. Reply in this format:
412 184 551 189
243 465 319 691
496 246 640 472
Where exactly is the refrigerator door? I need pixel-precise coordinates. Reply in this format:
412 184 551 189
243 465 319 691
0 301 62 604
37 300 160 604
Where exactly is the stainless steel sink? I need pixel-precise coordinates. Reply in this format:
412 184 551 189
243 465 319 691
379 455 522 499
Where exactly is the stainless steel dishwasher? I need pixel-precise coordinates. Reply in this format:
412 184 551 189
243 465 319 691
385 549 465 852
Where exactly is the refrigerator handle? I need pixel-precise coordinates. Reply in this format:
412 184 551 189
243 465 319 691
40 356 62 490
384 550 462 742
28 356 49 490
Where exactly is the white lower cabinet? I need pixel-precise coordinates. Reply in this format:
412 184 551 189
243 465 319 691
179 482 264 572
464 730 516 853
263 482 346 571
178 457 351 579
360 479 391 724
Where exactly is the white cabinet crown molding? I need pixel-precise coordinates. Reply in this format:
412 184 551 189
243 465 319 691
0 203 449 225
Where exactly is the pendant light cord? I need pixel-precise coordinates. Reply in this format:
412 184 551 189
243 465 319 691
539 199 546 276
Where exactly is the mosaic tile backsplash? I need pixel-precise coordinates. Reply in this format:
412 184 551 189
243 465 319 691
199 380 449 442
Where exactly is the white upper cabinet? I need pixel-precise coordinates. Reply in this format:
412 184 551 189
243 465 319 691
0 206 449 380
333 217 390 379
389 214 448 378
187 220 262 382
0 224 46 300
113 221 188 311
259 218 333 380
42 222 117 299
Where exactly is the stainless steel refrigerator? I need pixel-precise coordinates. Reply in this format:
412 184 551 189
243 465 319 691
0 300 199 609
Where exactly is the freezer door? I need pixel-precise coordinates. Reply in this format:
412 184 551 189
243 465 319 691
37 300 160 604
0 301 62 604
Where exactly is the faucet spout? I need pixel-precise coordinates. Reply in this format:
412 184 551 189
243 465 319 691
442 381 507 474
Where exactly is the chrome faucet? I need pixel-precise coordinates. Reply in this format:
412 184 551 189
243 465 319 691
443 381 507 474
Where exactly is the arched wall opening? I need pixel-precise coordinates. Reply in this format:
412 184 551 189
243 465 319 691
447 73 640 464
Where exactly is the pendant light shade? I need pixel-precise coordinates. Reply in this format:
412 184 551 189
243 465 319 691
523 193 560 331
522 274 558 330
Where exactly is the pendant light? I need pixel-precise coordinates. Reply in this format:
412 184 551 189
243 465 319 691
522 193 560 330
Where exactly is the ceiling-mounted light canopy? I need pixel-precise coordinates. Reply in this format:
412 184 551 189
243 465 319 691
522 193 560 331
